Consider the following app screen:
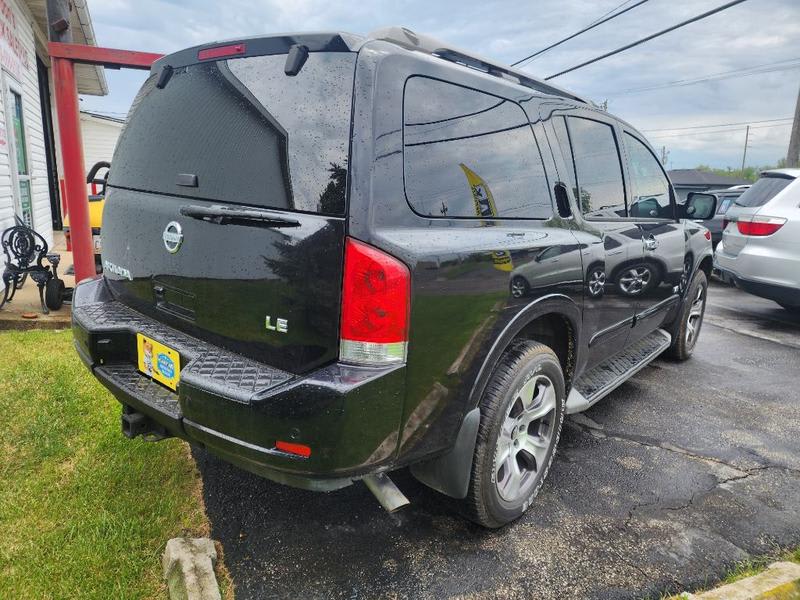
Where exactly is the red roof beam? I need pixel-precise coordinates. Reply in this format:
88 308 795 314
48 42 164 70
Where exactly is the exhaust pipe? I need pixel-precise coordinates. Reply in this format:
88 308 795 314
121 406 171 441
363 473 410 513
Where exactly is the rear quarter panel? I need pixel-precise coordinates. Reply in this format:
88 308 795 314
348 43 585 465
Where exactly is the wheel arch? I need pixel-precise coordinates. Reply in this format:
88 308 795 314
469 294 582 408
412 294 582 501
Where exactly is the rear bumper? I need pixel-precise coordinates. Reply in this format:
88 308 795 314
72 278 407 491
715 238 800 289
713 264 800 306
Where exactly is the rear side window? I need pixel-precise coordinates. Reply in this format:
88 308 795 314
403 77 552 219
735 176 793 208
564 117 626 219
111 52 356 215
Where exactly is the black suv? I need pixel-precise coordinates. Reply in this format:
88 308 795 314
72 27 715 528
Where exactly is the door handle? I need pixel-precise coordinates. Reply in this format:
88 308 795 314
643 235 658 251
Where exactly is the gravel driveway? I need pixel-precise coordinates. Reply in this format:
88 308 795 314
195 281 800 599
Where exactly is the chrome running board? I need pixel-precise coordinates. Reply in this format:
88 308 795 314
566 328 671 414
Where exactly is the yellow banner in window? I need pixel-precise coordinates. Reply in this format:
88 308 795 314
459 163 513 272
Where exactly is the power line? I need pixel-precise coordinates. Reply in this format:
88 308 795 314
545 0 751 80
610 58 800 95
642 117 794 133
512 0 650 67
587 0 638 26
646 122 792 139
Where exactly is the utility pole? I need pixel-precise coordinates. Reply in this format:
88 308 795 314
741 125 750 172
660 145 669 166
787 84 800 168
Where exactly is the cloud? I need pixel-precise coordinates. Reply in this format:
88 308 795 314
80 0 800 169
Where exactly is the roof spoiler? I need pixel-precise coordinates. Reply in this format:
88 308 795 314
153 32 363 71
367 26 588 104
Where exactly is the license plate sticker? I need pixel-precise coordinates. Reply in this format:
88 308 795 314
136 333 180 390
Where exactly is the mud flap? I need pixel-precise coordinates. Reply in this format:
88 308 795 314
410 407 480 499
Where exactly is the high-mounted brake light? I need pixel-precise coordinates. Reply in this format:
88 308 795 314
340 238 410 366
197 43 246 61
736 215 786 237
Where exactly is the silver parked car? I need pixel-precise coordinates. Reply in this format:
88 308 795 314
698 185 749 248
714 169 800 311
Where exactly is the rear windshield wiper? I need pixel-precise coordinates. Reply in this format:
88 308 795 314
179 205 301 228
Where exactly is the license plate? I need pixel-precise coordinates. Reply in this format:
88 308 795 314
136 333 180 390
92 234 102 252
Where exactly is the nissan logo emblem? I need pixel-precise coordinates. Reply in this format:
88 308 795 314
163 221 184 254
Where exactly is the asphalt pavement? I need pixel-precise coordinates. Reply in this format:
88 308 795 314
195 281 800 599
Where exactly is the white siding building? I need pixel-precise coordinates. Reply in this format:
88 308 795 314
0 0 106 250
80 110 123 174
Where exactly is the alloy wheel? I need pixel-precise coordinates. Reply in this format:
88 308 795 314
685 284 705 346
510 277 527 298
588 269 606 297
619 266 652 295
494 374 557 502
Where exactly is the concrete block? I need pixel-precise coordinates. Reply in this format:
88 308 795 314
162 537 221 600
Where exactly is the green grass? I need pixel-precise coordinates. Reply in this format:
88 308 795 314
720 548 800 586
0 330 217 599
662 548 800 599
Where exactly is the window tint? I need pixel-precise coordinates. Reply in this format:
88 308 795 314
111 52 355 215
403 77 552 219
624 133 672 219
735 176 792 207
565 117 626 219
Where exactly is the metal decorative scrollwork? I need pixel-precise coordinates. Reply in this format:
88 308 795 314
1 224 54 313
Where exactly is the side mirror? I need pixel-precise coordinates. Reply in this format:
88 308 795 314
685 192 717 220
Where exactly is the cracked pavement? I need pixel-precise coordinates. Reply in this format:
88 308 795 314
196 281 800 599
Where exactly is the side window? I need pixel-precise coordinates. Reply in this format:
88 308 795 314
565 117 626 219
403 77 553 219
551 116 579 199
624 133 673 219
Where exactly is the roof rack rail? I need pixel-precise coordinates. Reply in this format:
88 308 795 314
366 26 588 104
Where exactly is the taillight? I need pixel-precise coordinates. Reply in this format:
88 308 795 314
340 238 410 365
736 215 787 236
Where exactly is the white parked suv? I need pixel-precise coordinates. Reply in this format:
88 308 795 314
715 168 800 311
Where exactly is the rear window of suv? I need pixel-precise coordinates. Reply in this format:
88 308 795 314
110 52 356 216
734 176 793 208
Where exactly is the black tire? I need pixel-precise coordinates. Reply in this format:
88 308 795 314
668 269 708 360
45 278 65 311
462 341 565 528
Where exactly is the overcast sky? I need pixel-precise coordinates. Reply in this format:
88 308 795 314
80 0 800 170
